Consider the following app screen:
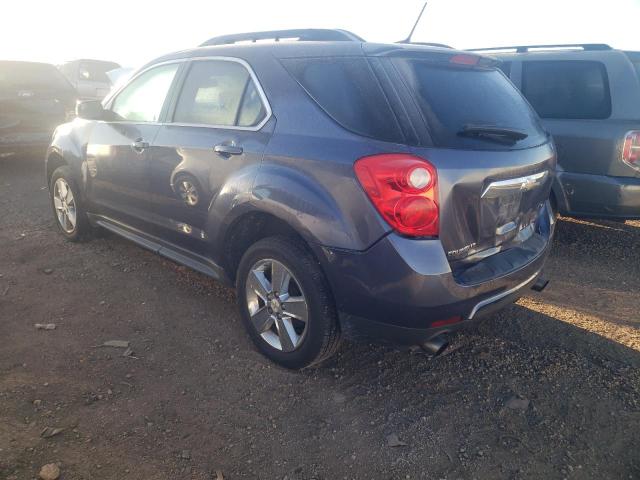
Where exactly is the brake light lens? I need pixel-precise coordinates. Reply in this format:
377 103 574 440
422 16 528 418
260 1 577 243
354 154 439 237
449 54 480 66
622 131 640 169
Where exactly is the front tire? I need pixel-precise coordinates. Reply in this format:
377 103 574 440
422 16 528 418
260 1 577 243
236 236 341 369
49 165 91 242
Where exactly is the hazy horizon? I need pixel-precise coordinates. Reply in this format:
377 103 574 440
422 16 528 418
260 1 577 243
2 0 638 68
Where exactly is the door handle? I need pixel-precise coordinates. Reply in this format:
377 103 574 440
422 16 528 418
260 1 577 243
214 144 243 156
132 138 149 153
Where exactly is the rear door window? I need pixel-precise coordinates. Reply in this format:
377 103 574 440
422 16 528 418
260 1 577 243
172 60 267 128
281 57 404 143
392 59 547 150
521 61 611 119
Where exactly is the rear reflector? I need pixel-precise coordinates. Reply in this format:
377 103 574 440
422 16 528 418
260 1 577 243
622 130 640 170
431 316 462 328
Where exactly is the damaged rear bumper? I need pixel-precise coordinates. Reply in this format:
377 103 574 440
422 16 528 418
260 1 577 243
318 204 554 344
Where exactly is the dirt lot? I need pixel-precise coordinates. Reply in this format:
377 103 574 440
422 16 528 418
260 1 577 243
1 157 639 480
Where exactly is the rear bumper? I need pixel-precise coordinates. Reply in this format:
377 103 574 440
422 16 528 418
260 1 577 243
318 204 554 344
558 171 640 219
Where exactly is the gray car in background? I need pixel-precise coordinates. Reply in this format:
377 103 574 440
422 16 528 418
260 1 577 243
474 44 640 220
46 30 555 368
59 59 120 100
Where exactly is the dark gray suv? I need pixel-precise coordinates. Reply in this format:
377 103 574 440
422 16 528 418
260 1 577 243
46 30 556 368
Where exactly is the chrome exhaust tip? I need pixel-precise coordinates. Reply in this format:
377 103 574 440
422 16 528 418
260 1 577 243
420 334 449 356
531 277 549 292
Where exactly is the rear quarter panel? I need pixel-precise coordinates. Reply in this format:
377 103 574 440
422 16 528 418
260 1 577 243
217 50 397 252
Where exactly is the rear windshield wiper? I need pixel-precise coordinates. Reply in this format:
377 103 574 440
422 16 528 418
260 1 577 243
458 125 529 145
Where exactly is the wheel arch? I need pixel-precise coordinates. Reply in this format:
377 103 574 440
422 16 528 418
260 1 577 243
46 150 68 185
219 210 326 284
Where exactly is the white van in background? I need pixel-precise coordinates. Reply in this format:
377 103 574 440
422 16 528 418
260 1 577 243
59 59 120 100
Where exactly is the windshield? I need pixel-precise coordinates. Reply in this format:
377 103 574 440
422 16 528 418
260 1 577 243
0 61 74 92
392 59 548 150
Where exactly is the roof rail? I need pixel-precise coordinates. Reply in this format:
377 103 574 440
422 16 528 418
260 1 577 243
404 42 453 49
200 29 364 47
468 44 613 53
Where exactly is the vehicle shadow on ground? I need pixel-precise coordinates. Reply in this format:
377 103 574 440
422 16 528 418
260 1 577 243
305 304 640 479
553 215 640 247
327 301 640 376
534 216 640 328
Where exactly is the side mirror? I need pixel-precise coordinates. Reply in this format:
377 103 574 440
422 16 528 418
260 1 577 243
76 100 105 120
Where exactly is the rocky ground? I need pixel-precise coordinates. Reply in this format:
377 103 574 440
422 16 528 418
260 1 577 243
1 157 639 480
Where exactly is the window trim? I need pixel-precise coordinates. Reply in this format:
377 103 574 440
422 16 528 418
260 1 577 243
104 56 272 131
521 59 612 120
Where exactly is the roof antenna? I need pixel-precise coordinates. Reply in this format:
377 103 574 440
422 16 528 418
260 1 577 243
398 1 428 44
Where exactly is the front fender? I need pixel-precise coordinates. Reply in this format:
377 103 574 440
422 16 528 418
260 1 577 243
46 120 93 191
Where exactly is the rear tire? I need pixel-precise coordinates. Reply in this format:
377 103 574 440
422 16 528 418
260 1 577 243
236 236 341 369
49 165 92 242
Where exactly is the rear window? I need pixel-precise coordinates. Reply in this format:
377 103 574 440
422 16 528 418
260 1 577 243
281 57 404 143
522 61 611 119
78 61 120 84
0 62 73 92
393 59 547 150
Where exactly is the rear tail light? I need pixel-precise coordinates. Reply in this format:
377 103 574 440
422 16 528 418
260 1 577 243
354 154 439 237
622 131 640 170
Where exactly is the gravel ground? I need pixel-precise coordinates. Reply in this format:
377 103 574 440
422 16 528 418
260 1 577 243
1 157 639 480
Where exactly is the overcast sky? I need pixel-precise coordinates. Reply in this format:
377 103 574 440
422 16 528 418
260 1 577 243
1 0 638 67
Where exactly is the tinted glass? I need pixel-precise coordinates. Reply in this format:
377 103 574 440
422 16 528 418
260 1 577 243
173 60 266 127
282 57 403 143
522 61 611 119
498 61 512 77
238 81 266 127
393 59 546 150
79 61 120 83
0 61 73 92
111 64 179 122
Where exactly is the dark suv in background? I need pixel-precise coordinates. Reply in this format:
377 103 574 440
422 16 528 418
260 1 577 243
46 30 555 368
0 61 77 160
475 44 640 220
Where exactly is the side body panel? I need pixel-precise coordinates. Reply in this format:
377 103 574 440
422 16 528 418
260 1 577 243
85 122 160 230
149 119 275 256
205 50 396 255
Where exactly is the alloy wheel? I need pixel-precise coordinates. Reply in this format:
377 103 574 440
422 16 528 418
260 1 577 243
53 178 77 234
245 259 309 352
